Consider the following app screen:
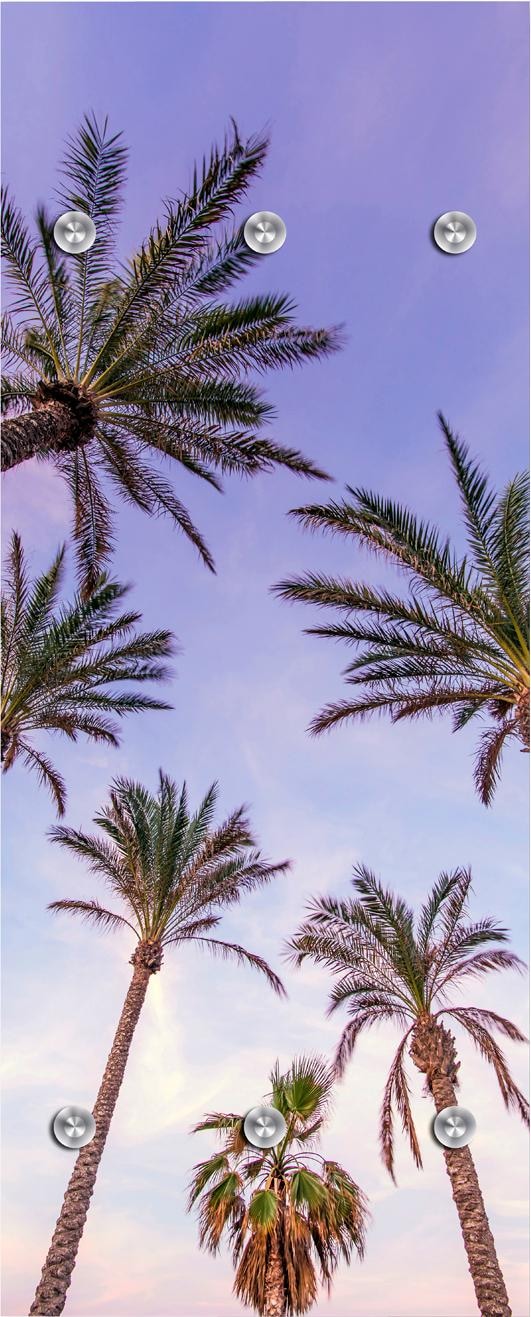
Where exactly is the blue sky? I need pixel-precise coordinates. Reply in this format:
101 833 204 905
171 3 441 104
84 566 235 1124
2 4 529 1315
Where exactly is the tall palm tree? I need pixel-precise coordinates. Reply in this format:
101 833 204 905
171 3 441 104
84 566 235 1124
1 530 174 813
274 415 529 804
188 1054 368 1316
288 866 529 1317
2 114 339 591
30 771 289 1316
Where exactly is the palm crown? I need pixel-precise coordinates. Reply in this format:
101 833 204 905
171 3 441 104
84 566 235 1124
1 531 174 814
275 415 530 804
49 770 289 991
188 1055 368 1315
288 866 529 1181
2 115 340 590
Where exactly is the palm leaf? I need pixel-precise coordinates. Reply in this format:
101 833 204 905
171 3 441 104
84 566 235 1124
18 741 66 815
188 937 286 996
58 112 127 375
59 449 114 594
474 720 518 807
275 421 529 802
379 1028 420 1181
248 1188 278 1228
2 533 174 813
1 188 60 363
34 206 75 372
83 124 269 384
438 414 498 581
441 1007 529 1124
490 473 530 641
48 898 136 935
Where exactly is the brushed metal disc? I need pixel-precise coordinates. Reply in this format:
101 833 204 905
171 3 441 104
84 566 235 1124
243 211 286 255
433 211 476 254
433 1105 476 1148
53 1105 96 1148
243 1104 287 1148
53 211 97 254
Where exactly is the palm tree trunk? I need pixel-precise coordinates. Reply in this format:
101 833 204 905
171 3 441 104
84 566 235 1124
263 1231 287 1317
411 1020 511 1317
516 688 529 749
2 402 85 470
29 955 152 1316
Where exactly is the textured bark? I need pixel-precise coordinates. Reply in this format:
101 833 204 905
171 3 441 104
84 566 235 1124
410 1018 511 1317
263 1230 288 1317
29 943 162 1316
2 382 96 470
1 728 19 770
516 687 530 750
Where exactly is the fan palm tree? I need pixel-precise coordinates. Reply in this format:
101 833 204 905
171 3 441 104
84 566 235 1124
2 114 339 592
188 1054 368 1316
1 530 174 814
288 866 529 1317
274 415 529 804
30 771 289 1316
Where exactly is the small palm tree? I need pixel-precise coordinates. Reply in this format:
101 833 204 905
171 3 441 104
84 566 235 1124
274 415 529 804
30 771 289 1316
188 1055 368 1316
288 866 529 1317
2 114 339 591
1 531 174 813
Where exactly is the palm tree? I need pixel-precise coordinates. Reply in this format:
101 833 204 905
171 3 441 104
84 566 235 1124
274 415 529 804
1 531 174 814
188 1054 368 1316
2 114 339 592
288 866 529 1317
30 771 289 1316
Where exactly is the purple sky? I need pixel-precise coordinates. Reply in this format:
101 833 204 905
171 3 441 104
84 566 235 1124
2 4 529 1316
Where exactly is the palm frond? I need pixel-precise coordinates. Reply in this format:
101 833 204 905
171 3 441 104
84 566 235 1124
490 472 530 642
438 414 498 581
58 112 127 375
17 741 66 815
417 872 463 956
474 719 518 806
187 1152 231 1208
59 449 114 594
434 950 525 1001
1 187 60 365
34 206 76 372
380 1028 420 1181
2 533 174 813
332 1011 369 1078
48 898 136 934
192 1112 245 1136
275 420 529 802
1 373 38 415
106 452 215 572
83 124 269 383
441 1007 529 1125
1 311 44 376
271 1054 334 1123
188 937 286 996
